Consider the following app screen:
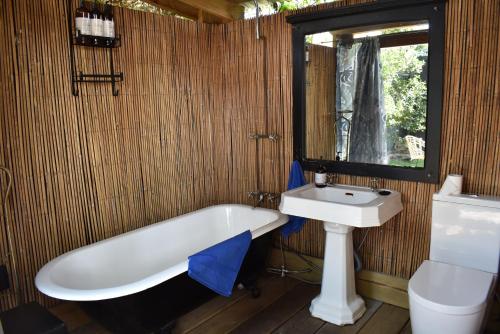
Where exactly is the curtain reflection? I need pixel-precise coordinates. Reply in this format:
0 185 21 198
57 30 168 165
335 42 358 161
336 37 388 164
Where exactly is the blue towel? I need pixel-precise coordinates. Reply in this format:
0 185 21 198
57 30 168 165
281 160 307 237
188 230 252 297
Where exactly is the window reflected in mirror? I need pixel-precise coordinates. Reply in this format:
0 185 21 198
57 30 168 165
305 21 429 169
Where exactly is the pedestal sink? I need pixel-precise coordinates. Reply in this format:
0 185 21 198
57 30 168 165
279 183 403 325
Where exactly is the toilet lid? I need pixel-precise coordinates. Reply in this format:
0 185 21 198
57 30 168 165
409 260 493 315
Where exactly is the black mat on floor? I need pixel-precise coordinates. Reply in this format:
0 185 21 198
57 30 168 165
0 302 67 334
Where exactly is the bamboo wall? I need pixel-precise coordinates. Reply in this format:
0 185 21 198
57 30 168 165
0 0 231 309
0 0 499 310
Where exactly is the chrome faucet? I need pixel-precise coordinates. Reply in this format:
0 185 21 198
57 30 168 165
248 191 268 207
370 178 380 192
248 191 281 207
267 192 281 204
257 192 267 206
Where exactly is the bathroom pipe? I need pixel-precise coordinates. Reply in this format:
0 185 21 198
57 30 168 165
252 0 260 40
251 0 273 202
0 166 21 306
266 234 318 284
353 228 370 272
268 228 369 284
353 251 362 273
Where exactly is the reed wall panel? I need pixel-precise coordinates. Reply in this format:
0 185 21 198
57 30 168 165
0 0 228 309
305 44 337 160
0 0 499 310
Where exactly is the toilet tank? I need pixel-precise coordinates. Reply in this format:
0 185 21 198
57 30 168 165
430 193 500 274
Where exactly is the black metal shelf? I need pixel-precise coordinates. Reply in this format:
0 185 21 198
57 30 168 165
73 34 121 48
67 0 123 97
73 72 124 83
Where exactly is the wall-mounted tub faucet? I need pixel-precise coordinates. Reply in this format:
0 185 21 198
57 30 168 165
248 191 281 207
257 192 266 206
248 191 267 207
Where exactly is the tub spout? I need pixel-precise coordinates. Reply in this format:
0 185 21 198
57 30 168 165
248 191 268 208
257 193 266 206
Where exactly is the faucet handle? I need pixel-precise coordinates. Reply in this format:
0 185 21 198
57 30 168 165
267 192 281 204
326 173 337 185
370 178 380 191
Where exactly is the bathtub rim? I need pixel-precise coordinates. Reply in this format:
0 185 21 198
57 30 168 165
35 204 289 301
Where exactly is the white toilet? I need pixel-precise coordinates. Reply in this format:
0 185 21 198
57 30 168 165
409 193 500 334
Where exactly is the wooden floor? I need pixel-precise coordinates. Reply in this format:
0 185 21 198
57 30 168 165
50 275 500 334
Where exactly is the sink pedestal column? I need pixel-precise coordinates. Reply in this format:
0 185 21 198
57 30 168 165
310 222 366 325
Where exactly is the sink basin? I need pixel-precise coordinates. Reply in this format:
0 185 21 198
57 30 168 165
279 183 403 227
279 182 403 326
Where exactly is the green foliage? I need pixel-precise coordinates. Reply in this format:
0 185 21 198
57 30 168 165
274 0 331 12
381 44 428 135
97 0 175 16
389 159 424 168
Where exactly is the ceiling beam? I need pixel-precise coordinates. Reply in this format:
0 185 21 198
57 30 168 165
197 8 204 23
142 0 199 20
168 0 243 22
143 0 244 23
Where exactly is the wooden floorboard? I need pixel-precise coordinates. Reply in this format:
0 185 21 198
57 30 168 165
70 322 111 334
272 307 325 334
49 302 94 332
174 286 249 334
186 276 300 334
50 276 499 334
230 283 320 334
399 321 412 334
357 304 409 334
315 298 383 334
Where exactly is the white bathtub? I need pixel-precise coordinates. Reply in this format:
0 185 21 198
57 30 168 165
36 204 288 301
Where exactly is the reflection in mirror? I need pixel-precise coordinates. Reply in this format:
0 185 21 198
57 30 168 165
305 21 428 169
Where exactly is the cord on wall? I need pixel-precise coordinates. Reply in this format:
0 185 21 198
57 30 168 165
0 166 22 306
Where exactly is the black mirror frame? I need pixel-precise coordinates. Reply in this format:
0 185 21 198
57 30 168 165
287 0 446 183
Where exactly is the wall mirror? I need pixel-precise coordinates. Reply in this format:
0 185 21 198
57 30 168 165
288 0 445 183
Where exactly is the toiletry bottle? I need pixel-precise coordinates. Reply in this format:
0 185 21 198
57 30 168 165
103 5 115 39
90 1 104 38
75 0 90 37
315 165 327 188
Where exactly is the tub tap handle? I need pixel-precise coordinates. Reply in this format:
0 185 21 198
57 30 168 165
257 192 268 205
267 192 281 204
248 191 258 198
248 191 268 207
